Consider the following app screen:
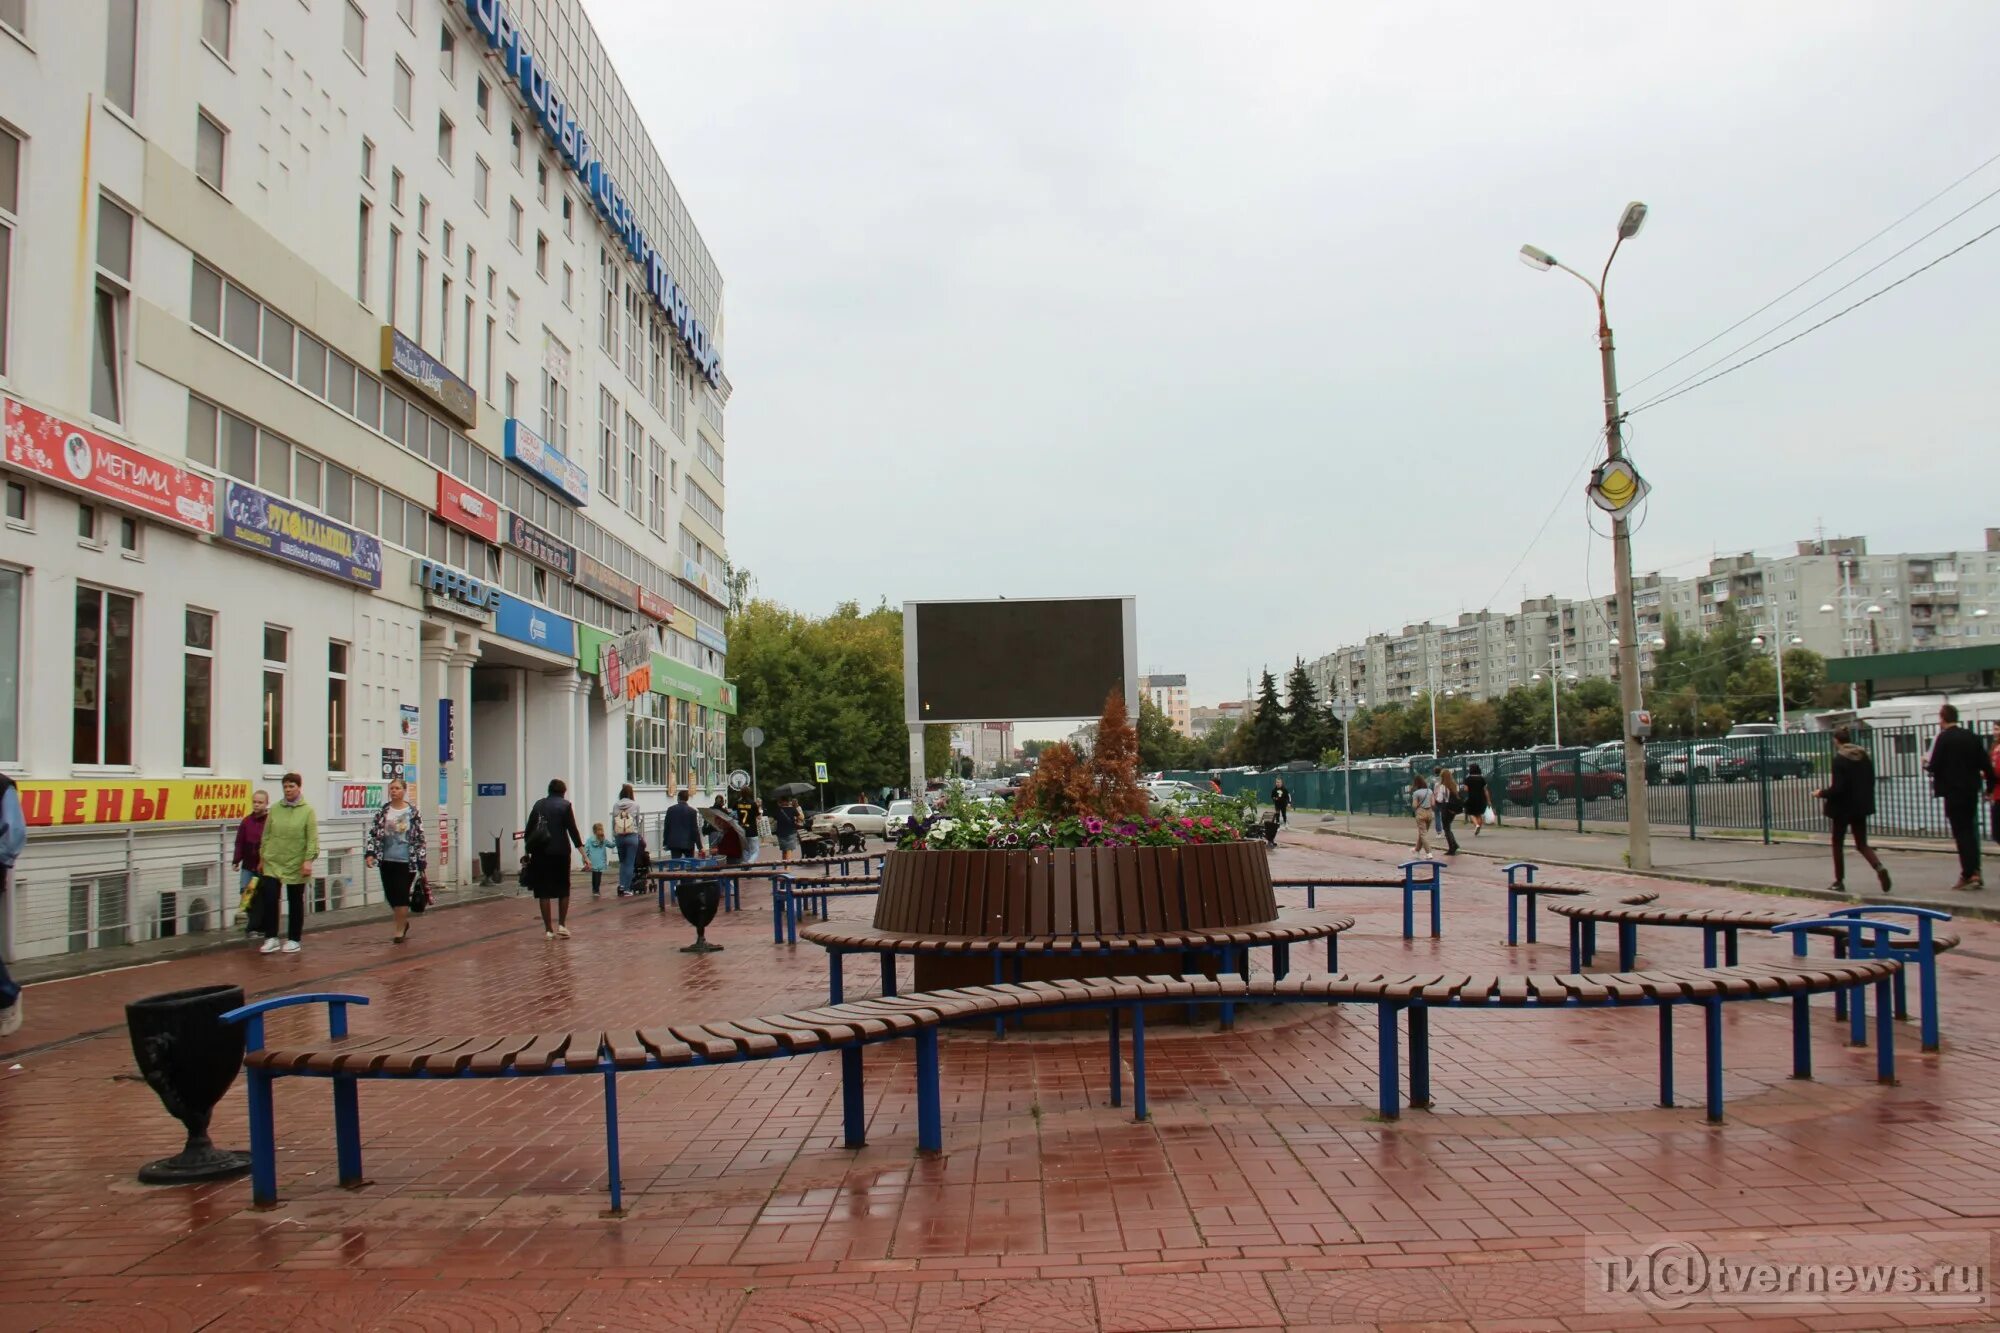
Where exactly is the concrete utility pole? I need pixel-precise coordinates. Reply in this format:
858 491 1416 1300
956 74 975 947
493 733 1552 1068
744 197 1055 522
1519 201 1654 870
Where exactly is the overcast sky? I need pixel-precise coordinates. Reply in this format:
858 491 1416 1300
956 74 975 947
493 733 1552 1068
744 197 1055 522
594 0 2000 734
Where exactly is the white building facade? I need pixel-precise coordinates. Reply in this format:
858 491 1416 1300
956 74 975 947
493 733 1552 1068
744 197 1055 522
0 0 733 961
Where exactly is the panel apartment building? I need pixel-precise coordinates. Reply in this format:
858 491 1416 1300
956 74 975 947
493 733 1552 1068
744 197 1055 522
1307 531 2000 709
0 0 735 961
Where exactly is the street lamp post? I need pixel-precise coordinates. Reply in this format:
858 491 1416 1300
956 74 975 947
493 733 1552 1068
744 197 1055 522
1749 630 1803 730
1531 647 1578 748
1519 201 1654 870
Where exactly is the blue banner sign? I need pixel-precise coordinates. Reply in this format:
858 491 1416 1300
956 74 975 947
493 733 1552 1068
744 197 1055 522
503 419 588 507
380 327 476 427
463 0 721 386
439 700 456 763
219 481 383 587
695 623 728 654
477 782 507 797
493 592 576 658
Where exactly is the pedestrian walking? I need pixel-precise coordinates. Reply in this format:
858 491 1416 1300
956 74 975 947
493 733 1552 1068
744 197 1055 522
523 778 585 937
610 784 643 895
1409 775 1434 856
1271 780 1291 825
363 779 427 943
584 823 613 896
1926 704 1996 890
663 789 700 862
1434 768 1462 855
741 799 763 864
232 790 269 935
0 771 25 1037
1815 727 1891 895
254 773 319 954
773 798 802 862
1462 764 1491 835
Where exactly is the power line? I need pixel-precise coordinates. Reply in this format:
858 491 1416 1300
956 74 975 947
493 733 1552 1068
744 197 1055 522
1627 218 2000 416
1623 148 2000 395
1477 426 1610 612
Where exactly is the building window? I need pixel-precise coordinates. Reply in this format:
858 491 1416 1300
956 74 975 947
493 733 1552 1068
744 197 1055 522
183 608 214 768
118 514 139 552
475 76 490 126
392 58 412 124
343 0 366 66
3 478 23 522
92 196 133 422
359 136 375 184
441 275 453 364
390 167 404 213
597 387 618 497
194 110 226 190
0 565 19 763
0 0 24 39
561 262 573 309
436 114 453 170
472 155 489 212
598 249 618 359
463 292 474 381
535 158 548 205
503 374 517 419
417 195 430 239
508 198 522 249
386 225 401 327
509 121 522 171
504 287 519 335
396 0 414 27
648 317 666 413
438 23 456 83
647 439 666 537
0 125 17 379
74 585 136 765
483 314 496 402
201 0 232 60
540 347 569 452
627 691 669 789
327 640 349 772
535 232 548 278
261 625 287 767
105 0 137 116
356 200 371 304
623 412 642 515
686 479 724 533
414 250 427 344
562 193 573 238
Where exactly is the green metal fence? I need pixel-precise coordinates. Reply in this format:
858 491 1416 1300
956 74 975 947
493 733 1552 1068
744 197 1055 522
1169 723 1961 843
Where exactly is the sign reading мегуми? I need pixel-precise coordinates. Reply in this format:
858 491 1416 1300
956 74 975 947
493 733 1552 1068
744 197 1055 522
380 326 476 428
221 481 384 587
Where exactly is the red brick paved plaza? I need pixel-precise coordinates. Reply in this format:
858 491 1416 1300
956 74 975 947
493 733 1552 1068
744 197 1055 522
4 832 1999 1331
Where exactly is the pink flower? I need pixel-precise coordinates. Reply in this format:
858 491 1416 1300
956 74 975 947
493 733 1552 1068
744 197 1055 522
1199 817 1214 828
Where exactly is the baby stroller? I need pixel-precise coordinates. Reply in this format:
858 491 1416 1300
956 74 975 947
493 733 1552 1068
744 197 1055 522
834 824 867 855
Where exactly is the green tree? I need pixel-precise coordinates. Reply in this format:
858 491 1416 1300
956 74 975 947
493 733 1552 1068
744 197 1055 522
1245 669 1288 767
1282 658 1328 761
1137 696 1194 771
1189 717 1237 769
924 724 953 779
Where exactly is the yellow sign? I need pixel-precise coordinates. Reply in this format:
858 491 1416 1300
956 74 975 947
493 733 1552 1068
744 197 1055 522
1587 458 1651 514
19 779 252 828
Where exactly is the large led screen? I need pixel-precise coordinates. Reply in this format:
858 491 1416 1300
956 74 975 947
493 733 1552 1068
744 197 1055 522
906 598 1134 723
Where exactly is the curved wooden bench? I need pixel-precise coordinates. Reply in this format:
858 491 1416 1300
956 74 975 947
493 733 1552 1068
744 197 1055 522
771 875 882 944
1497 861 1659 945
1271 861 1446 938
223 955 1904 1209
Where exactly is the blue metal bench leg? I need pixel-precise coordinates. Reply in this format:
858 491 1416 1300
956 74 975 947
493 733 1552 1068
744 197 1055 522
1108 1009 1122 1108
1568 918 1580 974
788 893 802 946
1408 1005 1431 1108
993 955 1007 1038
880 951 897 997
333 1076 364 1188
1658 1005 1674 1107
1527 890 1539 944
602 1069 624 1215
1724 928 1739 967
771 890 785 943
828 950 845 1005
1219 946 1236 1031
1508 892 1519 946
1131 1005 1148 1122
1377 1005 1400 1119
1833 935 1849 1021
1850 972 1868 1048
246 1068 278 1207
1582 920 1598 968
1619 923 1637 972
1401 880 1414 940
1306 884 1316 910
1273 941 1290 981
841 1046 866 1147
1703 998 1724 1123
1327 932 1338 971
1920 952 1940 1053
914 1029 942 1152
1791 994 1812 1079
1702 926 1718 969
1429 880 1441 939
1875 976 1896 1084
1892 966 1908 1022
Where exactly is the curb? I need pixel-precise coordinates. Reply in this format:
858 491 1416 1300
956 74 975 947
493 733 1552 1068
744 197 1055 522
1295 825 2000 925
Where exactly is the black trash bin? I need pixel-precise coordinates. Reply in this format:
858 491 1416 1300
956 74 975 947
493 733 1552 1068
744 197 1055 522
479 848 502 884
125 984 252 1183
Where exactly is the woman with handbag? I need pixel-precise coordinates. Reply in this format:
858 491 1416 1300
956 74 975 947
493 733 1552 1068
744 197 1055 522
610 784 644 895
1814 727 1891 894
364 779 427 944
525 778 586 938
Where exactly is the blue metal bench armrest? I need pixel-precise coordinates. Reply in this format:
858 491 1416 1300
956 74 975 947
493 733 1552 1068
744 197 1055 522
220 992 370 1049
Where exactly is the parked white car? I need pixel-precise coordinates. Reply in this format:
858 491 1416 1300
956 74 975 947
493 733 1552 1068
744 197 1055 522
811 804 891 836
884 800 921 840
1657 744 1734 785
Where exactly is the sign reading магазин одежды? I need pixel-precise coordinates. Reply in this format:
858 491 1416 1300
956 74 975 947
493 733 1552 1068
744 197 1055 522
462 0 722 386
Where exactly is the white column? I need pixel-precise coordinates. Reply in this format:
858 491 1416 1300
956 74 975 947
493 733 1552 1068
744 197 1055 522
445 639 480 886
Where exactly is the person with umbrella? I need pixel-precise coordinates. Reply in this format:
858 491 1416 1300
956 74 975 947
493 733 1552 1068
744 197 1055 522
678 805 742 953
771 782 814 862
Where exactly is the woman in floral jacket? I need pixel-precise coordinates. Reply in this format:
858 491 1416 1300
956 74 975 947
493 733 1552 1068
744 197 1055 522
363 779 428 943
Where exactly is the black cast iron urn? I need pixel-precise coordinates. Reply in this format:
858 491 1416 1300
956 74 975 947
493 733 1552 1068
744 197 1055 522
125 984 252 1183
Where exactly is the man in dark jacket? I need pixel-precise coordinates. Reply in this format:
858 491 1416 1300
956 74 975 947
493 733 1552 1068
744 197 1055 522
1927 704 1996 890
663 790 700 861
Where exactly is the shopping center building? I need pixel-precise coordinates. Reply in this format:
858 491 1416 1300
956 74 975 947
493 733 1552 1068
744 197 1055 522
0 0 734 959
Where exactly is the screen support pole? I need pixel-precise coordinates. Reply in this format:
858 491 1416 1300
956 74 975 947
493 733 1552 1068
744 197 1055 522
908 723 927 807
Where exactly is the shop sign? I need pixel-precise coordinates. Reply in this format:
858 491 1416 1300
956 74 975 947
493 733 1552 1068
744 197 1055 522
4 396 215 533
333 782 390 813
648 654 738 715
620 627 652 697
494 591 576 657
19 779 250 827
439 699 456 763
505 512 576 576
576 553 639 610
413 558 499 621
637 586 673 622
400 703 421 747
599 640 625 702
463 0 722 386
222 481 384 587
695 623 728 654
381 326 476 427
680 558 724 604
437 472 501 542
503 419 588 506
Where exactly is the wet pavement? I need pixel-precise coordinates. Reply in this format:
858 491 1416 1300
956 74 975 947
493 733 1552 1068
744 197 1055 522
4 836 1999 1330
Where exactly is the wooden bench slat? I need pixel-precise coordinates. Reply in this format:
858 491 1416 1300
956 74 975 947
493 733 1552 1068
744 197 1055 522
635 1029 695 1066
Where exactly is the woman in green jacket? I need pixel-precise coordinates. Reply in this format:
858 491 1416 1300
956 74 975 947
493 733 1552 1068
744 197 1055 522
255 773 320 954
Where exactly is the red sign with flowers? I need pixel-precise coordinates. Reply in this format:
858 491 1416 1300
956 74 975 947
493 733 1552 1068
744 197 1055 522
4 396 215 533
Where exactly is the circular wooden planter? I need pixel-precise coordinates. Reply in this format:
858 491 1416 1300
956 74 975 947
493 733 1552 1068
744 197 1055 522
878 842 1276 1016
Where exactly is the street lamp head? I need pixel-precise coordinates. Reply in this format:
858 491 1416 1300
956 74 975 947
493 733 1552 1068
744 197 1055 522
1617 201 1649 240
1751 635 1765 648
1789 635 1803 645
1975 609 1991 618
1531 672 1544 682
1518 243 1556 271
1650 636 1667 647
1608 637 1620 648
1819 603 1836 613
1866 604 1884 615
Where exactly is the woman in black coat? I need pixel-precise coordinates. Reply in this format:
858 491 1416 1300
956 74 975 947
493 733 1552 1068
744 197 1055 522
524 778 586 938
1815 727 1891 894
